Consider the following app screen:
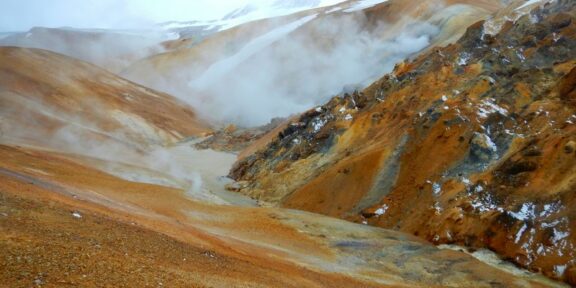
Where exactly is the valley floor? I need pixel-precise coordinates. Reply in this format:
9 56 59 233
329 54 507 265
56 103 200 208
0 144 566 287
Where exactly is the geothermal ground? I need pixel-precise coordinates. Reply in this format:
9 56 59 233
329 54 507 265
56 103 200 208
0 0 575 287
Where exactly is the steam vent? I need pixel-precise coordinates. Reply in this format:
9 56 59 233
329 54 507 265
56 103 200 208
1 0 575 287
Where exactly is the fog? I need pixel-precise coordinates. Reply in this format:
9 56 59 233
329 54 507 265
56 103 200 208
0 91 240 205
0 0 438 127
0 27 171 73
194 16 438 126
133 12 440 127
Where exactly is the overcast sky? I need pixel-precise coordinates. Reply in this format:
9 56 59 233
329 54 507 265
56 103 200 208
1 0 261 31
1 0 347 32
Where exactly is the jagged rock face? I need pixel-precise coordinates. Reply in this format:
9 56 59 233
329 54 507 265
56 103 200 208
0 47 210 150
231 0 576 284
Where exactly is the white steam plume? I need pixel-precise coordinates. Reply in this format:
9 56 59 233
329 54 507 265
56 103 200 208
128 13 440 127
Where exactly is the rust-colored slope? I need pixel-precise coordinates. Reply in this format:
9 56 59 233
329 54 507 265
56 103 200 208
231 0 576 284
0 191 334 288
0 47 210 149
0 144 553 287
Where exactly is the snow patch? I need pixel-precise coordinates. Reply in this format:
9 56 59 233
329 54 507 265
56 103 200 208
457 52 471 66
375 204 388 216
312 117 327 132
516 0 546 11
344 0 389 12
477 99 508 119
432 182 442 196
509 202 536 222
162 1 345 33
515 223 528 243
325 6 343 13
190 14 317 90
554 265 567 277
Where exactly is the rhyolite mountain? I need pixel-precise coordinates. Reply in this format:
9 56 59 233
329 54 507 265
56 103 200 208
0 0 574 287
230 0 576 284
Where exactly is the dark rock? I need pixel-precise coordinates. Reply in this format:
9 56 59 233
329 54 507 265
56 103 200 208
559 67 576 105
564 140 576 153
567 265 576 286
521 145 542 157
549 13 573 30
503 160 538 175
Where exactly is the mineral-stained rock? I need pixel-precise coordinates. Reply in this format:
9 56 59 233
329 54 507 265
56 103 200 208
231 0 576 284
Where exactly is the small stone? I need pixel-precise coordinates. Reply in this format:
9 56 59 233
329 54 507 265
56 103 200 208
564 141 576 154
522 145 542 157
225 181 248 192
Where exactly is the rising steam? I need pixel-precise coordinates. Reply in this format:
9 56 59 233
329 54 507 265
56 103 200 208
126 12 440 127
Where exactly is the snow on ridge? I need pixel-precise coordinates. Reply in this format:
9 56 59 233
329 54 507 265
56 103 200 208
325 6 343 13
516 0 547 11
477 98 509 119
344 0 390 12
375 204 389 216
189 14 318 90
161 0 346 34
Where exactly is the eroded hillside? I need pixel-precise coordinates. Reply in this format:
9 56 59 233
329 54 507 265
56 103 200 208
1 0 574 287
231 0 576 284
0 47 209 151
2 143 559 287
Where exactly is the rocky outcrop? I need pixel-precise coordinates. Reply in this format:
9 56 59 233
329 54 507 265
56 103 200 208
231 0 576 284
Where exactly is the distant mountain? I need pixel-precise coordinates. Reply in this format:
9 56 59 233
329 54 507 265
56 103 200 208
160 0 348 36
271 0 323 10
0 27 171 73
